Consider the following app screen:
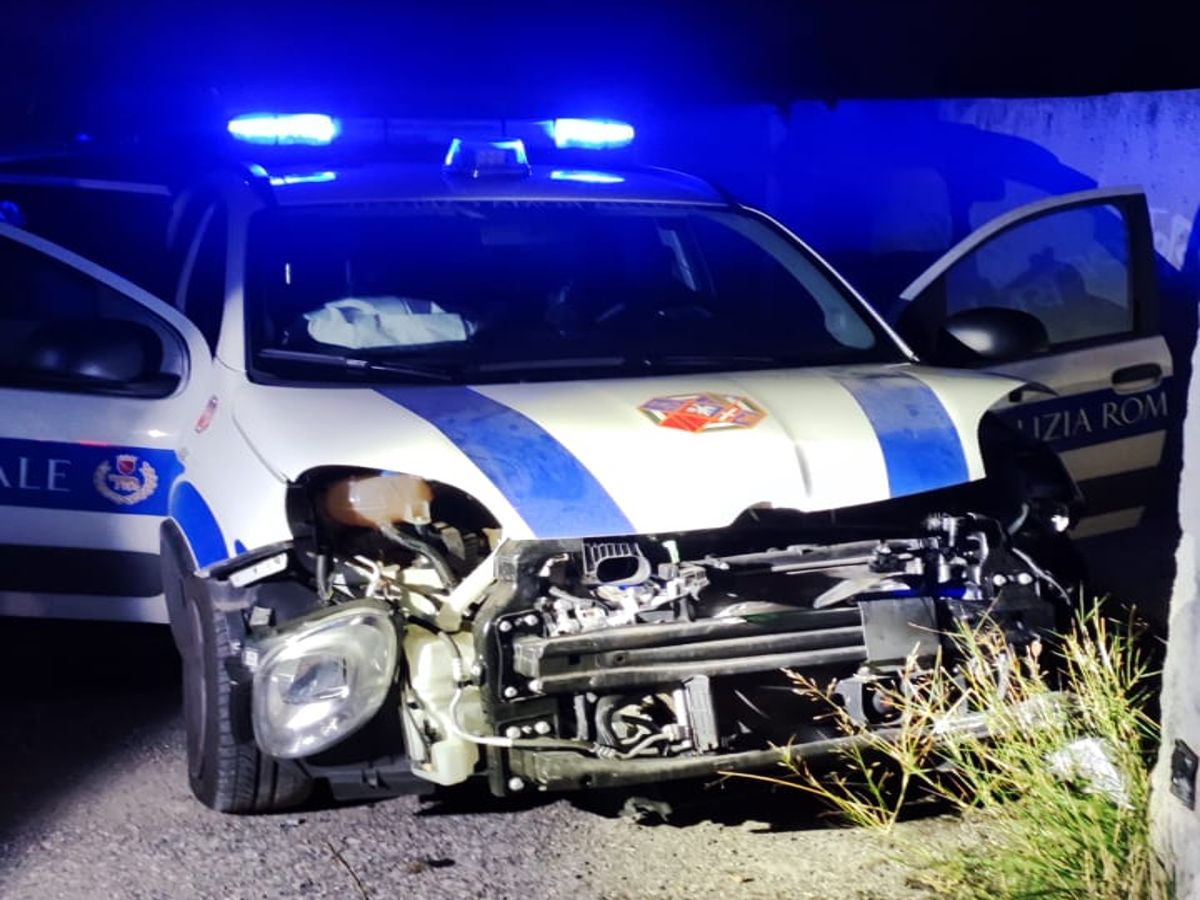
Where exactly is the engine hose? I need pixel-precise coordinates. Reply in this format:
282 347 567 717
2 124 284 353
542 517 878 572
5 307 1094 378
434 632 598 754
380 522 460 590
1006 502 1031 536
593 694 624 747
314 553 333 602
616 732 670 759
548 586 597 606
447 685 598 752
1009 546 1073 606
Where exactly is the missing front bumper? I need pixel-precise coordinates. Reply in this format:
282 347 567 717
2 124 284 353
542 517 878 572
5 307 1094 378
471 515 1062 797
507 691 1067 792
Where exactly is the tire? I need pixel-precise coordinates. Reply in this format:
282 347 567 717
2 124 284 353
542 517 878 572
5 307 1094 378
161 524 313 813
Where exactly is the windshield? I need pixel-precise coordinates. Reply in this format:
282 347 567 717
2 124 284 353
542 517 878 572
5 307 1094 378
245 202 903 383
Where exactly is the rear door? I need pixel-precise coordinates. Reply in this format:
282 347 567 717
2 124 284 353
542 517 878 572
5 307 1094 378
0 223 212 622
894 187 1171 541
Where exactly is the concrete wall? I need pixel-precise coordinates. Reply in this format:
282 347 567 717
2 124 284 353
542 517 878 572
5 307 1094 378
648 90 1200 888
1156 328 1200 893
646 91 1198 326
945 91 1200 894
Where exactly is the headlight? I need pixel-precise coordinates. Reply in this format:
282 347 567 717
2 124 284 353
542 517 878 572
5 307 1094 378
252 602 398 759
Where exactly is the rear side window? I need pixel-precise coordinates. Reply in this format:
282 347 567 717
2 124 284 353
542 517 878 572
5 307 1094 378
0 235 185 397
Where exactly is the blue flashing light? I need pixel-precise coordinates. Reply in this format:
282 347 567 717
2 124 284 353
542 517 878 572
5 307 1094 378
268 170 338 186
547 118 635 149
443 138 531 178
549 169 625 184
228 113 340 146
0 200 26 227
443 137 465 167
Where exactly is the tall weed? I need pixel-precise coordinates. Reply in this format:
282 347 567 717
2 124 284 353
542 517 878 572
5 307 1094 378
730 609 1170 898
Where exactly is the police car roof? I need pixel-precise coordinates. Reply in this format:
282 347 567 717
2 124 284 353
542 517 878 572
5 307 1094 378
262 162 729 206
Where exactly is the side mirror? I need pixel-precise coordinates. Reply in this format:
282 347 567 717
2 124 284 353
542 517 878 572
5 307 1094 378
930 307 1050 366
18 318 180 397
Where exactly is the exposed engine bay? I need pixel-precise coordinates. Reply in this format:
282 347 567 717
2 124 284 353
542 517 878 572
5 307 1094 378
222 456 1074 800
471 510 1065 794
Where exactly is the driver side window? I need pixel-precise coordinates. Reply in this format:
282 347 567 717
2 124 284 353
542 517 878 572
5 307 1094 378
0 234 184 397
941 203 1133 347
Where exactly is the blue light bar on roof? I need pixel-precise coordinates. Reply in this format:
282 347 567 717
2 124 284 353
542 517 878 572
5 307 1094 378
0 200 26 227
547 118 635 149
268 170 338 186
228 113 341 146
550 169 625 184
443 138 531 178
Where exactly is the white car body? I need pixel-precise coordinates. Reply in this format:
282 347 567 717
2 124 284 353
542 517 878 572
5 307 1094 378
213 366 1013 549
0 136 1173 810
0 153 1170 623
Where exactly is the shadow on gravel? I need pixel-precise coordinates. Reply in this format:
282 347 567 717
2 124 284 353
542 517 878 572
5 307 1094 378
566 775 951 833
0 618 180 845
417 779 561 818
416 767 949 834
411 767 836 829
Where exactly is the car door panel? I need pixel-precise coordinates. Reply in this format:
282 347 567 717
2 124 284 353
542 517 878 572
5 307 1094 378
0 222 211 622
988 341 1173 536
897 187 1171 540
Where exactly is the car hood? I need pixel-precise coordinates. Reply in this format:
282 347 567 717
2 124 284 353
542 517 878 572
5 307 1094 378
234 365 1019 541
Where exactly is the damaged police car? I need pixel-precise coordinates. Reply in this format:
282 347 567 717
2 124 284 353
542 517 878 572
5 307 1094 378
0 115 1168 811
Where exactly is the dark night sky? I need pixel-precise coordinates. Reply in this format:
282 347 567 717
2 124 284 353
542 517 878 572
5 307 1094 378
2 2 1198 140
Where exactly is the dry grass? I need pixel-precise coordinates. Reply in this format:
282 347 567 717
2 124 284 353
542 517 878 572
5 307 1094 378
728 607 1172 898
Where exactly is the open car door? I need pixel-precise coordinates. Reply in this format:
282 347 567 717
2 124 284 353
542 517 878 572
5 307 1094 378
0 223 212 622
894 186 1172 542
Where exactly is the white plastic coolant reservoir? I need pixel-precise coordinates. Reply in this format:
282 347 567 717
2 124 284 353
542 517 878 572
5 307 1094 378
403 629 482 785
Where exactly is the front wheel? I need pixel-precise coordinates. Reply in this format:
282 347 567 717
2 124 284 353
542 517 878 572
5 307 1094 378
161 524 313 813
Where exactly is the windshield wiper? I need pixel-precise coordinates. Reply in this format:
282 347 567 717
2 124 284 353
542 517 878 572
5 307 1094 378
471 356 629 374
257 348 453 382
644 353 787 369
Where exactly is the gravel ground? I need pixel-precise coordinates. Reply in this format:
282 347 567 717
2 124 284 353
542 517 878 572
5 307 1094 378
0 619 963 900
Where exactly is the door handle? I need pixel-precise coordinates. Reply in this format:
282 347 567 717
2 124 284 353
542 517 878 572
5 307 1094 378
1006 380 1057 403
1113 362 1161 393
1112 363 1163 392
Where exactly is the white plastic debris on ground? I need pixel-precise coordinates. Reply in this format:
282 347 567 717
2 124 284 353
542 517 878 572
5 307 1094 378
1046 736 1132 809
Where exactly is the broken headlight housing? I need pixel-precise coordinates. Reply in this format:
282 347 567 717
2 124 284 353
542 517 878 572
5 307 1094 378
251 601 398 759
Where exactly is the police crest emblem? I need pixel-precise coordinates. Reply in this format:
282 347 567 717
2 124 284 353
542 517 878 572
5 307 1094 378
639 393 766 433
94 453 159 506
